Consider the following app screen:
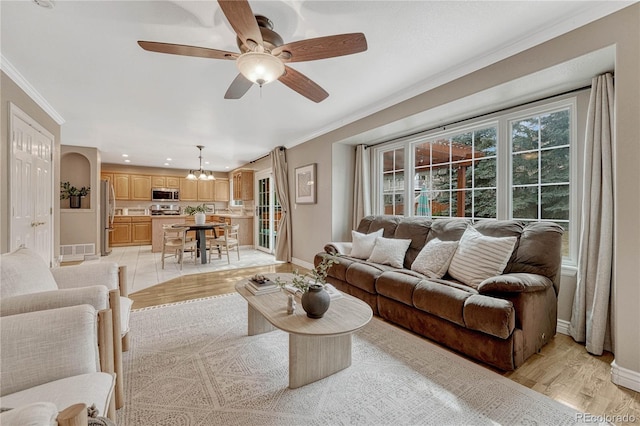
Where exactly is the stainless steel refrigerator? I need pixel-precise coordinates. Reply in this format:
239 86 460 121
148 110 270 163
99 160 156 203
100 179 116 255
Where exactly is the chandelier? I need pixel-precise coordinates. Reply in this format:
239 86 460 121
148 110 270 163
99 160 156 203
186 145 215 181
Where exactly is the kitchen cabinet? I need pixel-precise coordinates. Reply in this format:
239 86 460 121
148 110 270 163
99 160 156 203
214 178 230 202
101 172 113 184
130 175 152 201
151 176 166 187
113 174 130 200
110 216 151 246
166 177 180 188
110 216 131 246
198 180 215 201
232 170 254 201
180 178 199 201
131 216 152 244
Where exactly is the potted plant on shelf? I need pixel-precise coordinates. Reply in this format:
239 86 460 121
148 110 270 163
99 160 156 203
60 181 90 209
184 204 207 225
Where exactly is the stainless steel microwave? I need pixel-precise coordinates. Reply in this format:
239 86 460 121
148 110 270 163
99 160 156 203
152 188 179 202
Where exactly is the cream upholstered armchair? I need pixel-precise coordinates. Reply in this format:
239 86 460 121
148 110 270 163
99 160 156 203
0 247 131 410
0 402 91 426
0 305 116 420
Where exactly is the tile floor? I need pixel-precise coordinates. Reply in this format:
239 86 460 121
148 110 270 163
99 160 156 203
91 245 280 294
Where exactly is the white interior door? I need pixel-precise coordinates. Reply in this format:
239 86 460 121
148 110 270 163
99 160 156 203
10 104 54 265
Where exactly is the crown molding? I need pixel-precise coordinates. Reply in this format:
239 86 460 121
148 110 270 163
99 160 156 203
1 55 65 125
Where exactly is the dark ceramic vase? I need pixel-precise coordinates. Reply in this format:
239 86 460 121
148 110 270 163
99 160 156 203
69 195 81 208
301 284 330 319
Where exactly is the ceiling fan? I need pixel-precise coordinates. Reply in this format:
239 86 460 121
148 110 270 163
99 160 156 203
137 0 368 103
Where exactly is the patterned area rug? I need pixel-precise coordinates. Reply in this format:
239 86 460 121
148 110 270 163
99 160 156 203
118 293 586 425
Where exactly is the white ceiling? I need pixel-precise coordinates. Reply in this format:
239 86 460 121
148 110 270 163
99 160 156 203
1 1 631 171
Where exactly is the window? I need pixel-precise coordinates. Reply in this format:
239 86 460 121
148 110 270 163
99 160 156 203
374 98 576 262
414 126 497 219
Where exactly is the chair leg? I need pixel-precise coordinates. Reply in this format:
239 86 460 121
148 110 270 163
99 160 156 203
236 244 240 261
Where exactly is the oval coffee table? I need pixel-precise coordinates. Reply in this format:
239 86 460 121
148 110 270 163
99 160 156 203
235 275 373 388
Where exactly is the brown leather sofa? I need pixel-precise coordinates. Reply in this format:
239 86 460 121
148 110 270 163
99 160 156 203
314 216 563 371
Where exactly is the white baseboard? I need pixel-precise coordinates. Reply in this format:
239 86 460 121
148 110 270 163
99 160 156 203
611 360 640 392
292 257 314 270
556 319 571 335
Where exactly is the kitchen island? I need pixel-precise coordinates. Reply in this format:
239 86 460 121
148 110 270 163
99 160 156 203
150 214 254 253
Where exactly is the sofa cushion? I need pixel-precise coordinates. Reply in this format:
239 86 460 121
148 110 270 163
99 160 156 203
0 248 58 298
463 295 515 339
350 229 383 259
412 280 473 326
411 238 458 279
448 226 517 288
375 270 425 306
344 261 393 294
367 237 411 268
393 218 432 268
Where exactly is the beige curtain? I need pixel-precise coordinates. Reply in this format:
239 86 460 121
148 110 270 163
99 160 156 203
352 144 371 229
569 73 614 355
271 146 292 262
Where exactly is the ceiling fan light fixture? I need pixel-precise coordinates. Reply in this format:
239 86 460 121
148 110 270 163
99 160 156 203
236 52 284 86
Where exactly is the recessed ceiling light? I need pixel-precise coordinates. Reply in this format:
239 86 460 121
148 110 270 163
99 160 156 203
166 158 172 161
164 163 169 166
33 0 54 9
122 154 128 157
205 161 210 165
124 159 131 163
225 166 230 169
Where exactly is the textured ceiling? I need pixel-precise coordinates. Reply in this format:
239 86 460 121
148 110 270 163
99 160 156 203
0 1 629 171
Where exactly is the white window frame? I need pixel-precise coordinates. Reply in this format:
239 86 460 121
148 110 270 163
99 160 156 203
372 97 578 265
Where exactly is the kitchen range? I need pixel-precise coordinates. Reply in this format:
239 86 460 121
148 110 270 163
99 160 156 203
149 204 181 215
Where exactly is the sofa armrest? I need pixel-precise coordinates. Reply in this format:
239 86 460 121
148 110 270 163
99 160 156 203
0 286 109 317
52 262 120 292
477 273 553 294
324 242 352 256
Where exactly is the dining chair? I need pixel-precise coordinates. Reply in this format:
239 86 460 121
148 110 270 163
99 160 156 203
161 225 197 270
208 224 240 264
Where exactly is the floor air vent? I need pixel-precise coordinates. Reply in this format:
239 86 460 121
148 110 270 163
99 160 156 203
60 243 96 261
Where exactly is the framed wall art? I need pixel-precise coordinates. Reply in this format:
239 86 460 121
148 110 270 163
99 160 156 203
295 163 316 204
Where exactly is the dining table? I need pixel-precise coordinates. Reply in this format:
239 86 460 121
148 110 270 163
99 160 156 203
175 222 226 264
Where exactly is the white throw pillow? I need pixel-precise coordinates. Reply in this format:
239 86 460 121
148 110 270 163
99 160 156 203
367 236 412 268
448 225 517 288
350 229 384 259
411 238 459 279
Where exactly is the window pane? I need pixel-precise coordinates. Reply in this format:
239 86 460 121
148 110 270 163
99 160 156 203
476 127 497 155
474 188 496 218
432 165 451 191
541 147 569 183
512 118 539 152
513 186 538 219
432 191 450 217
415 142 432 167
541 184 569 220
474 158 496 188
512 152 538 185
431 139 450 165
541 110 570 148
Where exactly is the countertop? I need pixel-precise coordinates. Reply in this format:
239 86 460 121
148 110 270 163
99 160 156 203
114 213 254 219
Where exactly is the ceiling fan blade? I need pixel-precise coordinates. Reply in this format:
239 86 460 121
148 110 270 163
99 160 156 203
272 33 367 63
224 74 253 99
138 41 237 60
279 66 329 103
218 0 263 50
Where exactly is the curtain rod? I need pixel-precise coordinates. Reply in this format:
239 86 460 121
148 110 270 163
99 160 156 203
249 146 285 164
364 84 592 149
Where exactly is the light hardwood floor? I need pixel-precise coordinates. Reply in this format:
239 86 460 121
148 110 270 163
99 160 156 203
129 264 640 424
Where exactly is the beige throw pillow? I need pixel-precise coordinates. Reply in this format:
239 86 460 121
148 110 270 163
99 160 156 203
350 229 384 259
411 238 459 279
448 225 517 288
367 236 412 268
